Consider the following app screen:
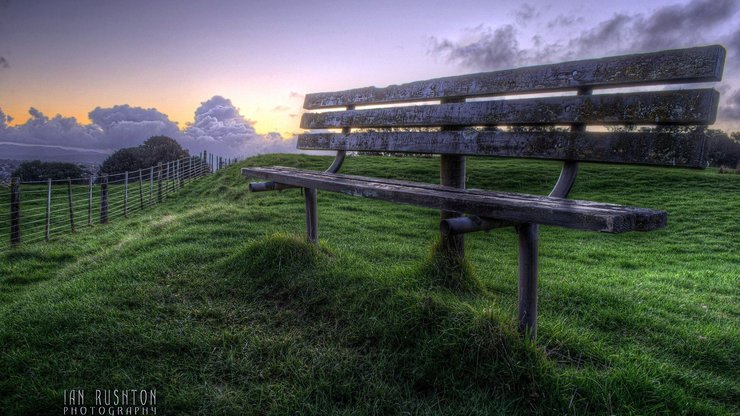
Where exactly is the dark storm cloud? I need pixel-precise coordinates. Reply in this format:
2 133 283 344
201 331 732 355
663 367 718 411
546 15 584 30
429 0 739 128
571 0 737 55
431 25 522 70
430 0 738 70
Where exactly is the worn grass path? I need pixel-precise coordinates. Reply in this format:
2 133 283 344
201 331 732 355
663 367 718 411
1 154 738 415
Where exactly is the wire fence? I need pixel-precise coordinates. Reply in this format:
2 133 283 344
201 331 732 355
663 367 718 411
1 151 235 251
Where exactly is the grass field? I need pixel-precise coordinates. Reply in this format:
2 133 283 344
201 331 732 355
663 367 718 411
0 154 738 415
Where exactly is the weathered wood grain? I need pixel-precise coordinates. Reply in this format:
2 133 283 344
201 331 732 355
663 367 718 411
298 130 707 167
242 167 666 233
304 45 725 109
301 89 719 129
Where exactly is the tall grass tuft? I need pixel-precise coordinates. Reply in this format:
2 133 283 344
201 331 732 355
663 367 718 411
413 238 485 295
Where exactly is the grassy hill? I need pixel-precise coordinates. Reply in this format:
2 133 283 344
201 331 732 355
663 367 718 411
1 154 738 415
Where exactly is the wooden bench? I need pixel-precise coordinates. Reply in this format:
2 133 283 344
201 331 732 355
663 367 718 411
243 45 725 340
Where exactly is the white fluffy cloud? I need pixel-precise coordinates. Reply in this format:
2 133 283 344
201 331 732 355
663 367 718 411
0 95 299 160
181 95 297 157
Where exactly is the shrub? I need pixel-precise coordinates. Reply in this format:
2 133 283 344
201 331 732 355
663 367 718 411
99 136 188 174
11 160 84 181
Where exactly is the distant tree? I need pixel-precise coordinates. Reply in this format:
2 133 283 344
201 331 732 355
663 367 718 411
138 136 189 167
99 136 189 174
11 160 84 181
99 148 144 174
704 129 740 168
607 126 740 168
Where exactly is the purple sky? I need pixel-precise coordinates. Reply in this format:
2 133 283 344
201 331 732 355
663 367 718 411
0 0 738 158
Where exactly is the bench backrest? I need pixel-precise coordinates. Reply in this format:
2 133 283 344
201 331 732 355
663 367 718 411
298 45 725 168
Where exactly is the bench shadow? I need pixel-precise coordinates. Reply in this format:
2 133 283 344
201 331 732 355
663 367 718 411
214 233 557 412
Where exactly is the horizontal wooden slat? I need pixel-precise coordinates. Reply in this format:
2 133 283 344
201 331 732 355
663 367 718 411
242 167 666 233
297 130 707 167
301 89 719 129
304 45 725 109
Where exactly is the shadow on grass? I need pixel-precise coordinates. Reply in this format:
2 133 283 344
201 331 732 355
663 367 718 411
217 234 557 413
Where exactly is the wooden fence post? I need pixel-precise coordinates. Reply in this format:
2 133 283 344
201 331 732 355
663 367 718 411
87 176 93 226
164 162 169 195
45 178 52 241
149 166 154 206
10 177 20 246
67 177 75 232
123 171 129 217
157 162 163 203
138 169 144 210
100 174 109 224
170 161 175 193
168 161 174 193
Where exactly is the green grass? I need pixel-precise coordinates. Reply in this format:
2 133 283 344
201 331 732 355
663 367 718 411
0 154 738 415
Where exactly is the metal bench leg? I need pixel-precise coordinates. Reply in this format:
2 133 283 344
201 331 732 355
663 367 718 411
517 223 538 340
304 188 318 243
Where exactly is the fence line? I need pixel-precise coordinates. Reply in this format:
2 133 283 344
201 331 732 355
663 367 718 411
2 151 239 251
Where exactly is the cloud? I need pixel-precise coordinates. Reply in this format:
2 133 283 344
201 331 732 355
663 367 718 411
288 91 303 99
720 89 740 120
572 0 736 55
182 95 299 157
0 95 302 160
1 108 101 149
430 0 738 70
88 104 181 148
272 105 290 112
727 27 740 57
0 57 7 69
546 15 584 30
514 3 539 26
431 24 523 70
0 108 11 127
429 0 740 128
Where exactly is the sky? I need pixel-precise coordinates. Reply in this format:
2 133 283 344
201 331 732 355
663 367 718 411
0 0 739 159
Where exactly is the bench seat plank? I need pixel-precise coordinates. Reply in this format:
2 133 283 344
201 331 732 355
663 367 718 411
242 166 666 233
301 89 719 129
304 45 725 109
297 130 707 167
